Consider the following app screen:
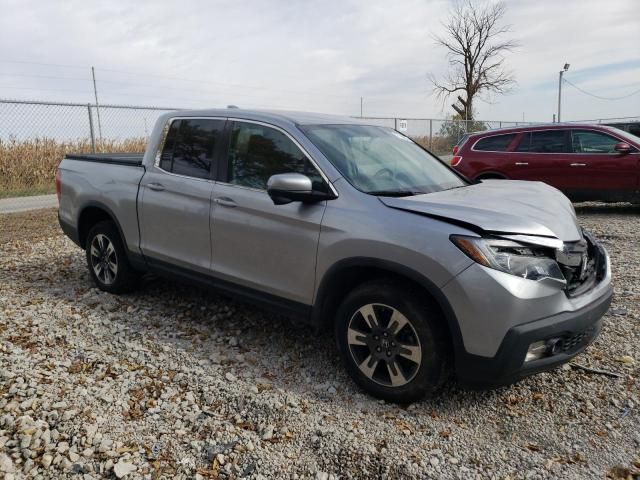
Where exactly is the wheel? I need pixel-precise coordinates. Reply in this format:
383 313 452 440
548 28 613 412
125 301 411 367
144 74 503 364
85 221 139 294
335 280 450 403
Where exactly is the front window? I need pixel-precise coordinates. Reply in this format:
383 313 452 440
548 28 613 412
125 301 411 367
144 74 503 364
604 126 640 145
300 124 466 196
571 130 620 153
227 121 326 191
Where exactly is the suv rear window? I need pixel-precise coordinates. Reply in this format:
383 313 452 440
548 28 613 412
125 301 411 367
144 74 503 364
473 133 516 151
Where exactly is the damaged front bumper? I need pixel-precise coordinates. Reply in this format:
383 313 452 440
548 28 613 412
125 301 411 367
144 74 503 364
443 233 613 388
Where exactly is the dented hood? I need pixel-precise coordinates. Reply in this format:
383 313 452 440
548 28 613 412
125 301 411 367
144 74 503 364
379 180 582 242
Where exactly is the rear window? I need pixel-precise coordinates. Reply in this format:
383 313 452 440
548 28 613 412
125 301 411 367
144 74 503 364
516 130 569 153
473 133 516 151
159 119 225 179
456 134 469 147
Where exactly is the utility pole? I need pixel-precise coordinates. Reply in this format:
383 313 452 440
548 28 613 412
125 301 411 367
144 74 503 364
91 66 103 143
557 63 570 122
360 97 363 118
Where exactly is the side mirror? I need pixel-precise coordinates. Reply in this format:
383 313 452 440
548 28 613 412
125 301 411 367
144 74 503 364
267 173 333 205
614 142 632 154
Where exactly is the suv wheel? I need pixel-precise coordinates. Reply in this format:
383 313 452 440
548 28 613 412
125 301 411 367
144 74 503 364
335 280 449 402
85 221 139 294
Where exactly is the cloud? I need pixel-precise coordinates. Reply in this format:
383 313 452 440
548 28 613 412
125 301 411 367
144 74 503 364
0 0 638 122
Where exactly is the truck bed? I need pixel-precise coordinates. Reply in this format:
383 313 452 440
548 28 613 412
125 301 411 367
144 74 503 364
64 153 145 167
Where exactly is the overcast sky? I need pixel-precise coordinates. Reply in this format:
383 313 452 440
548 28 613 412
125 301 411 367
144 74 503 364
1 0 638 122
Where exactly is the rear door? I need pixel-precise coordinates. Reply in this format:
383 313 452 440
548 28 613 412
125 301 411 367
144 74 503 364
210 119 331 305
139 117 225 273
568 128 639 201
510 129 573 191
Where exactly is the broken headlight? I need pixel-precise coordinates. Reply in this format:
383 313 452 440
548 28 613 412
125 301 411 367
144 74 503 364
450 235 566 284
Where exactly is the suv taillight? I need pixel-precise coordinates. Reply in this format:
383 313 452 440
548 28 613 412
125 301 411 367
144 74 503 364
55 168 62 202
452 145 459 155
450 156 463 167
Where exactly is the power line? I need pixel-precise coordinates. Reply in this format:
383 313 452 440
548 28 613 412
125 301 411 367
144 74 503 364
93 67 355 100
0 73 90 82
0 86 334 112
0 62 356 101
563 78 640 101
0 59 88 69
0 84 93 94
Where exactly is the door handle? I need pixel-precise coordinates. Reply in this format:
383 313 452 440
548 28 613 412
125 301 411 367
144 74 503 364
514 162 528 166
148 182 165 191
570 163 586 167
214 197 237 208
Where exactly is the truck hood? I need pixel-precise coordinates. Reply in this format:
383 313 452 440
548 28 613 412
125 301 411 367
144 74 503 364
379 180 582 242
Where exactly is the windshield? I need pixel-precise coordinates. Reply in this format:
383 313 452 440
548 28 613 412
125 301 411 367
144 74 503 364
300 124 467 196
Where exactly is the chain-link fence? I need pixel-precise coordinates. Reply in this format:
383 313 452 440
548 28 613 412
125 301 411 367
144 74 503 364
0 99 179 200
0 97 637 205
358 116 541 156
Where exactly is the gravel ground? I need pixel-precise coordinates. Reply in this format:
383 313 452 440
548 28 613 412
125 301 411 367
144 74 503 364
0 206 638 479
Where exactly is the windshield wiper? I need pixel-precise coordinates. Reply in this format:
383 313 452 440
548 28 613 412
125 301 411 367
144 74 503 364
368 190 424 197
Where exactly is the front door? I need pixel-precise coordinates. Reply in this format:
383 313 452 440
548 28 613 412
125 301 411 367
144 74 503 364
568 129 639 201
210 120 331 304
139 118 225 273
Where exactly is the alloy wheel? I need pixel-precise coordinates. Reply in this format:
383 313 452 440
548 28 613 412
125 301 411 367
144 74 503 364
347 303 422 387
90 234 118 285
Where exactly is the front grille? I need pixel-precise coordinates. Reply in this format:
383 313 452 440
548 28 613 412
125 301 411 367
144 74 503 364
556 230 605 297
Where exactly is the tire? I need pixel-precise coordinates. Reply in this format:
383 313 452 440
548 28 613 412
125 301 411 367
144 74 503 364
85 220 139 294
335 279 450 403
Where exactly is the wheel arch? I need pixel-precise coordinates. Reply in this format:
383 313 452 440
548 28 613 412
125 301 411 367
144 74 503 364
77 202 127 249
474 171 508 181
312 257 464 359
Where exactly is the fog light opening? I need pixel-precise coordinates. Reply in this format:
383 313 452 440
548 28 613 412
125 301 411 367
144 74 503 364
525 340 547 362
525 337 564 362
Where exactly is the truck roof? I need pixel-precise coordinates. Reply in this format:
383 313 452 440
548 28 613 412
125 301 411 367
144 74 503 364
168 108 371 127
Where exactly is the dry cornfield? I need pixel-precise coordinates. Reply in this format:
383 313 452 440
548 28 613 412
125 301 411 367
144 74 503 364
0 137 147 198
0 134 457 199
413 135 457 155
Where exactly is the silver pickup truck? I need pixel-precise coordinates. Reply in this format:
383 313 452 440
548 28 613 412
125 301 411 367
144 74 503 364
57 109 612 402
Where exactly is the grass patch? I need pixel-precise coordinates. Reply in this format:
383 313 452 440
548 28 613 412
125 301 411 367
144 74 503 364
0 185 56 199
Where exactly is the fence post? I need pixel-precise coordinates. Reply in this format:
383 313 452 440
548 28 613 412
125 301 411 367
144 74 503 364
87 104 96 153
429 119 433 149
394 118 398 131
499 121 502 128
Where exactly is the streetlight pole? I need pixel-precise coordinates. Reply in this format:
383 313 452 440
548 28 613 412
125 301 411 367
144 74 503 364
557 63 570 122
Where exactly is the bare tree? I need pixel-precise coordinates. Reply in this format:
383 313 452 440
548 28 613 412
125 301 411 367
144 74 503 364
430 1 517 120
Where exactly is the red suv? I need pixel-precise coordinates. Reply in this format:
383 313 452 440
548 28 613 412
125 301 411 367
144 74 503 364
450 124 640 203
